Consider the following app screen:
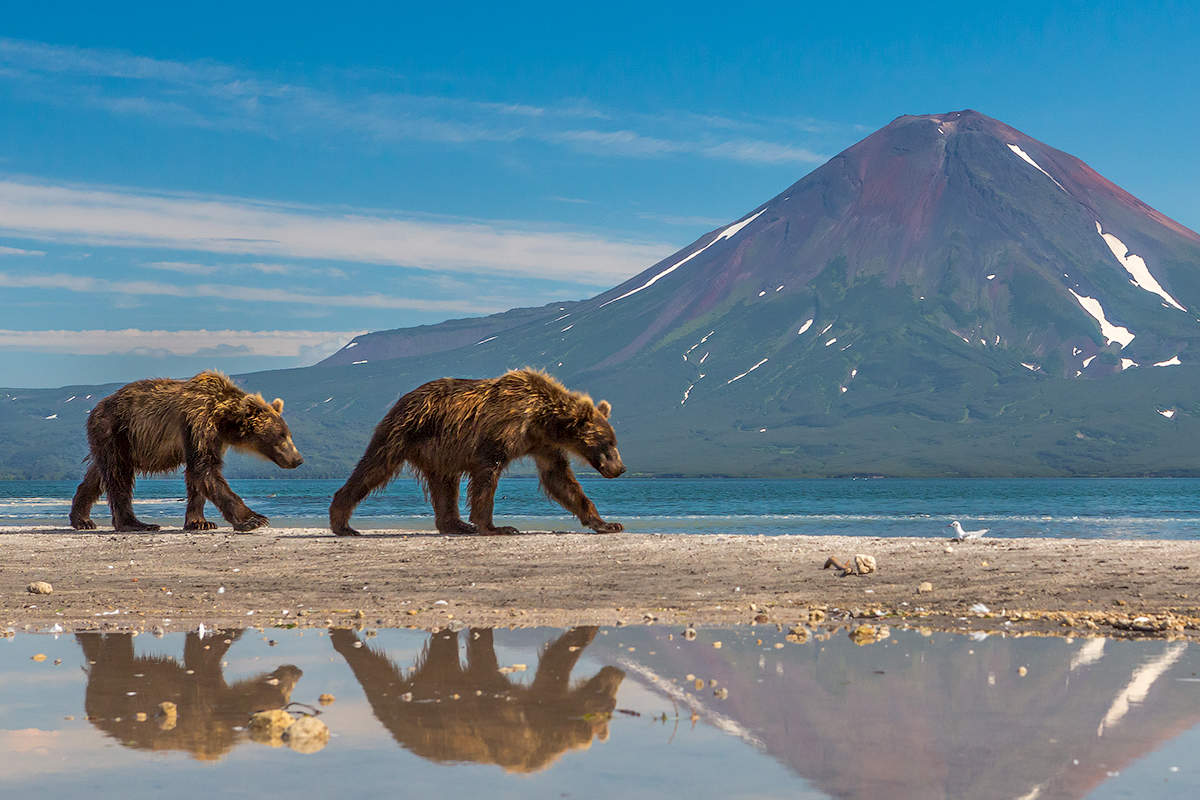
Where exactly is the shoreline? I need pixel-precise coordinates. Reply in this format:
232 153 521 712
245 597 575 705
3 527 1199 640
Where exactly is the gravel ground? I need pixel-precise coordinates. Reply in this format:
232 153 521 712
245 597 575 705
3 527 1199 639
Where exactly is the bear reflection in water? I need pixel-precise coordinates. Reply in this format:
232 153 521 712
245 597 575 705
76 630 301 760
331 626 624 772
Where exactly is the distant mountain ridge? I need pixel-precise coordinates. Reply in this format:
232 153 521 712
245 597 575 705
6 110 1200 479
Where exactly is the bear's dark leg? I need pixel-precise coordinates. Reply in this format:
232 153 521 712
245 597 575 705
535 452 623 533
182 467 216 531
468 464 518 535
530 626 598 696
189 447 267 531
69 463 102 530
95 426 159 532
428 471 474 534
329 433 403 536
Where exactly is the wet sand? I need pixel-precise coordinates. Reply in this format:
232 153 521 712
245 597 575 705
2 527 1199 639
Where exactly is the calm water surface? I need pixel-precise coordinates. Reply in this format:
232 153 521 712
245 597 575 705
3 478 1200 538
0 626 1195 799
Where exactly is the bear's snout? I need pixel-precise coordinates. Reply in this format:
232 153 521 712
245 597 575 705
274 439 304 469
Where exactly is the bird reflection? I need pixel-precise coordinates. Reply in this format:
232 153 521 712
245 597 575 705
331 626 624 772
76 631 301 761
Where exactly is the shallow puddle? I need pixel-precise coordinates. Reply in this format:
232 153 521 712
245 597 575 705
0 625 1196 799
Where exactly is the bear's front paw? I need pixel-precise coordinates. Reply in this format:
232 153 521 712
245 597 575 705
233 513 269 532
332 526 362 537
70 517 97 530
184 519 218 531
590 520 624 533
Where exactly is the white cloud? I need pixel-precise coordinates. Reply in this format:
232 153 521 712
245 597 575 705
0 271 505 313
0 328 365 358
0 37 836 167
0 178 671 284
145 260 219 275
0 244 45 256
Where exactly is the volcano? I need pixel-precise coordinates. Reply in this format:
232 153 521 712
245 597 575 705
6 110 1200 478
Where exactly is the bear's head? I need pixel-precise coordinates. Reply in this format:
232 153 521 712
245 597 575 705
555 398 625 478
229 395 304 469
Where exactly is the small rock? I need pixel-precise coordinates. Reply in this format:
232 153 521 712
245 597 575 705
157 701 178 731
809 609 827 624
135 712 147 722
27 581 53 595
31 653 47 662
283 715 330 754
970 603 990 615
1018 666 1028 677
248 709 295 746
318 693 336 706
714 687 729 700
918 581 934 593
694 678 704 690
683 627 697 640
400 692 413 702
854 554 877 575
712 641 722 649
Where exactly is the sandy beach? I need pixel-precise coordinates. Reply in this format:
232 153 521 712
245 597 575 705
3 527 1198 639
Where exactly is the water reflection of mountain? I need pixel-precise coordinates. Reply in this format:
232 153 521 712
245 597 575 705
76 631 301 760
331 626 624 772
612 630 1195 800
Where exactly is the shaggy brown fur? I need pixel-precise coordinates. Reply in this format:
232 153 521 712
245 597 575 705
329 368 625 536
331 626 623 772
69 371 303 532
77 631 301 761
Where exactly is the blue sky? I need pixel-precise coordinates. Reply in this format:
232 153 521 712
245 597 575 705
2 1 1198 386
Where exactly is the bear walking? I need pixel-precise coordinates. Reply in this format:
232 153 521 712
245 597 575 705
329 369 625 536
69 371 303 532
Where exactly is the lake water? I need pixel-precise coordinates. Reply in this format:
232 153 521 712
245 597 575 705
4 477 1200 539
0 625 1195 799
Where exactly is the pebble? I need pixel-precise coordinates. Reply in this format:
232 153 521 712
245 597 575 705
918 581 934 593
1018 666 1028 677
31 653 46 662
248 709 294 746
854 554 877 575
683 627 697 640
157 701 178 731
283 715 330 754
712 641 723 649
318 693 336 706
27 581 53 595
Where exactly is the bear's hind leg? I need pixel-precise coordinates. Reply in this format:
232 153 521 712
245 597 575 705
96 429 159 532
329 447 400 536
183 467 216 531
428 471 475 534
467 464 518 535
69 463 102 530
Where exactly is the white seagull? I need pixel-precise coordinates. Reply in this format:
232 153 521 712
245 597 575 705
948 520 988 542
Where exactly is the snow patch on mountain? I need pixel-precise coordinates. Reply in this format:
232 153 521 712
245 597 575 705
1153 355 1181 367
1068 289 1135 348
1006 144 1067 193
797 319 813 335
599 210 765 308
726 358 768 385
1095 221 1186 311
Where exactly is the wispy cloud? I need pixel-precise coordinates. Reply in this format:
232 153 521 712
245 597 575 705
0 178 672 284
637 212 729 227
0 328 363 358
0 271 505 313
0 244 45 256
0 37 840 166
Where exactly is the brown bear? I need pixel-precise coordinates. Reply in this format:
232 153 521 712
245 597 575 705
69 371 303 532
330 626 623 772
329 368 624 536
76 630 302 761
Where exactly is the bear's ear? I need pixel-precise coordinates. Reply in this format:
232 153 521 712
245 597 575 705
596 400 611 419
271 398 284 414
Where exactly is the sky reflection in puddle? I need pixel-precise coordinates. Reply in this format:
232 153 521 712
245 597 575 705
0 625 1196 799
